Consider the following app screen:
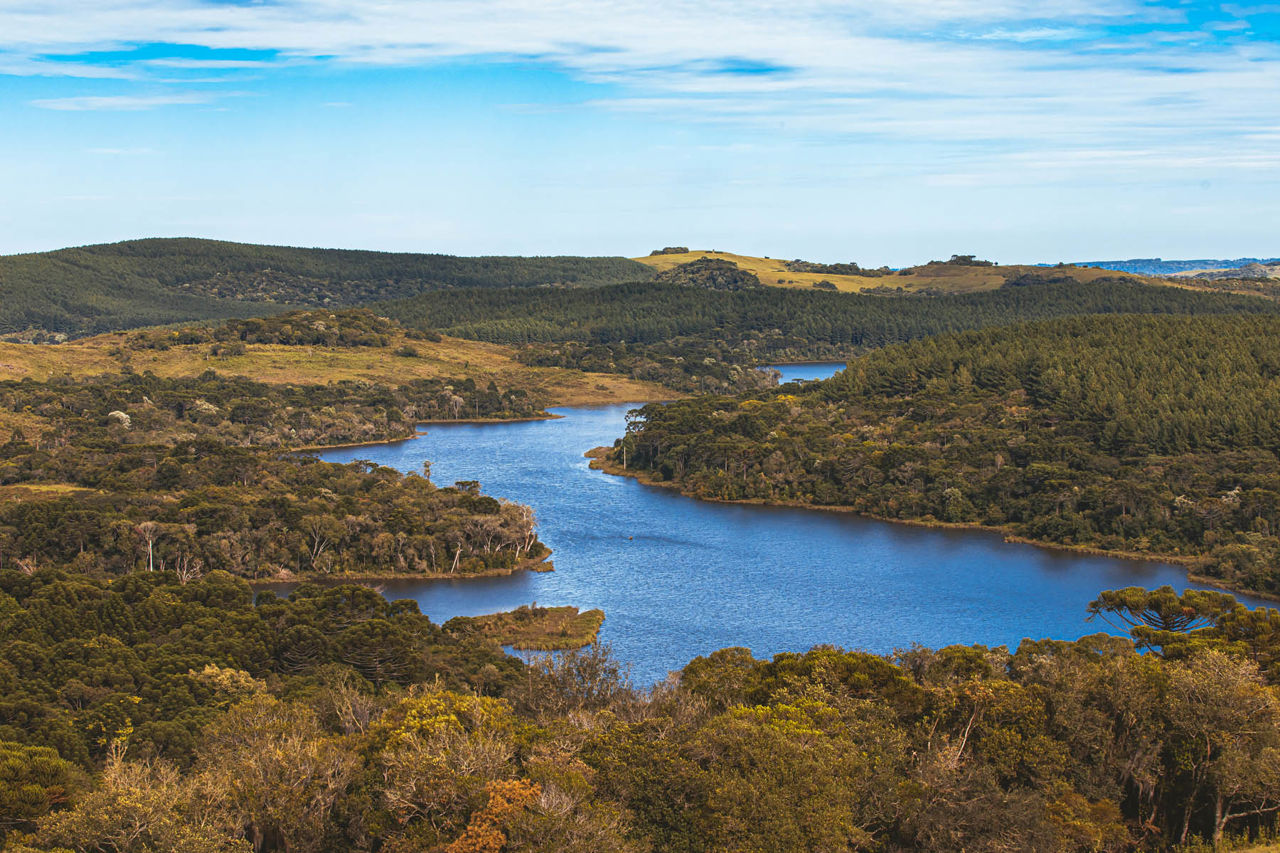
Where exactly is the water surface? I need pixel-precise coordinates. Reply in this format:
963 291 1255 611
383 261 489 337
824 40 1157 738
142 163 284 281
316 363 1264 683
771 361 848 384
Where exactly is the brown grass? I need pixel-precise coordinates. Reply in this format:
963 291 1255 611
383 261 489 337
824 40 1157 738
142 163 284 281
0 332 674 408
634 250 1153 294
444 605 605 650
0 483 95 502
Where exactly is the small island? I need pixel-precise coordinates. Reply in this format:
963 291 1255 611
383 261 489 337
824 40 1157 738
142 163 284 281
445 604 606 650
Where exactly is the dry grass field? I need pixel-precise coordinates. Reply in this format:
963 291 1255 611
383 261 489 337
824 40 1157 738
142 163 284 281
634 249 1151 294
0 330 672 408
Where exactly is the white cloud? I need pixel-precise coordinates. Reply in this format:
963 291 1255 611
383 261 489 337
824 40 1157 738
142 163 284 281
31 92 216 110
86 146 157 154
969 27 1088 41
2 0 1278 179
143 57 275 68
0 55 137 78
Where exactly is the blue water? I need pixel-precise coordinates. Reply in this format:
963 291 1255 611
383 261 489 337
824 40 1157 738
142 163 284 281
771 361 848 384
314 363 1266 684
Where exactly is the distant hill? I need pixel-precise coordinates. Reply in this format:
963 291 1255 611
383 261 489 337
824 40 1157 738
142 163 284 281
0 238 655 337
1077 257 1280 276
1180 262 1280 281
634 249 1147 293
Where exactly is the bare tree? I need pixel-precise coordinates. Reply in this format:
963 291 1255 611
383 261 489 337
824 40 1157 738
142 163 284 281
135 521 160 572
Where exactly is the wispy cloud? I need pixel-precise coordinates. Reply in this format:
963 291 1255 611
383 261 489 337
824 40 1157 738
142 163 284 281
969 27 1089 41
143 57 275 69
86 146 157 154
2 0 1279 184
32 92 216 110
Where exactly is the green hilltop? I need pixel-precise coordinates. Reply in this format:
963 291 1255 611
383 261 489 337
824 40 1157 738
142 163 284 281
0 237 655 337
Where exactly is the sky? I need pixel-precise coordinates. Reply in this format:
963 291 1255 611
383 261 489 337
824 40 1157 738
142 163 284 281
1 1 1278 265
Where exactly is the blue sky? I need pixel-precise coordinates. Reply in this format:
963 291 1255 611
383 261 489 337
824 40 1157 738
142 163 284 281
1 0 1278 265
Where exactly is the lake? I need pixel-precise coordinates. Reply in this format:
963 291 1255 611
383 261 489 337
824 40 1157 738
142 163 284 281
315 363 1265 684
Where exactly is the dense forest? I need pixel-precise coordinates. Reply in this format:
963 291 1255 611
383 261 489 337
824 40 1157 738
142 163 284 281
11 245 1280 851
380 276 1280 392
610 314 1280 597
0 310 557 582
0 368 547 580
0 239 654 337
3 570 1280 851
384 277 1279 352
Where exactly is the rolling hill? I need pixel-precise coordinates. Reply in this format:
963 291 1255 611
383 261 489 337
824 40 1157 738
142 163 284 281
0 238 656 338
0 309 671 408
633 249 1146 293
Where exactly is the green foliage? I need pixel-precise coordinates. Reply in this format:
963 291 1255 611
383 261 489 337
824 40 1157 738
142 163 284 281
652 258 764 290
7 579 1280 852
0 371 547 580
0 238 655 336
123 308 404 350
0 570 523 772
379 276 1280 393
1090 586 1280 678
784 258 892 276
0 741 85 833
385 277 1278 354
614 314 1280 596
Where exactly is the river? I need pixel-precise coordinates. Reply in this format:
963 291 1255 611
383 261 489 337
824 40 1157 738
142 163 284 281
315 362 1265 684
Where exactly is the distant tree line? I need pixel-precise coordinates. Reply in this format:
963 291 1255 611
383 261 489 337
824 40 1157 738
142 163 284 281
784 258 892 276
379 277 1280 392
383 277 1278 352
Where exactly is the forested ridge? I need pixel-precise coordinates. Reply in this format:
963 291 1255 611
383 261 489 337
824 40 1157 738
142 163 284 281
380 276 1280 394
383 277 1278 349
4 570 1280 851
611 314 1280 597
0 239 654 337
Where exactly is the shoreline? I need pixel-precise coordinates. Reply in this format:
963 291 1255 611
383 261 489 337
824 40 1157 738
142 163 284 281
247 551 554 589
290 413 564 453
586 449 1277 603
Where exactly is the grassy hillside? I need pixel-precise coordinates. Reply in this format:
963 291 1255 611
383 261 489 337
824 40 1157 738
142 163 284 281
634 249 1143 293
0 309 672 409
0 238 656 337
